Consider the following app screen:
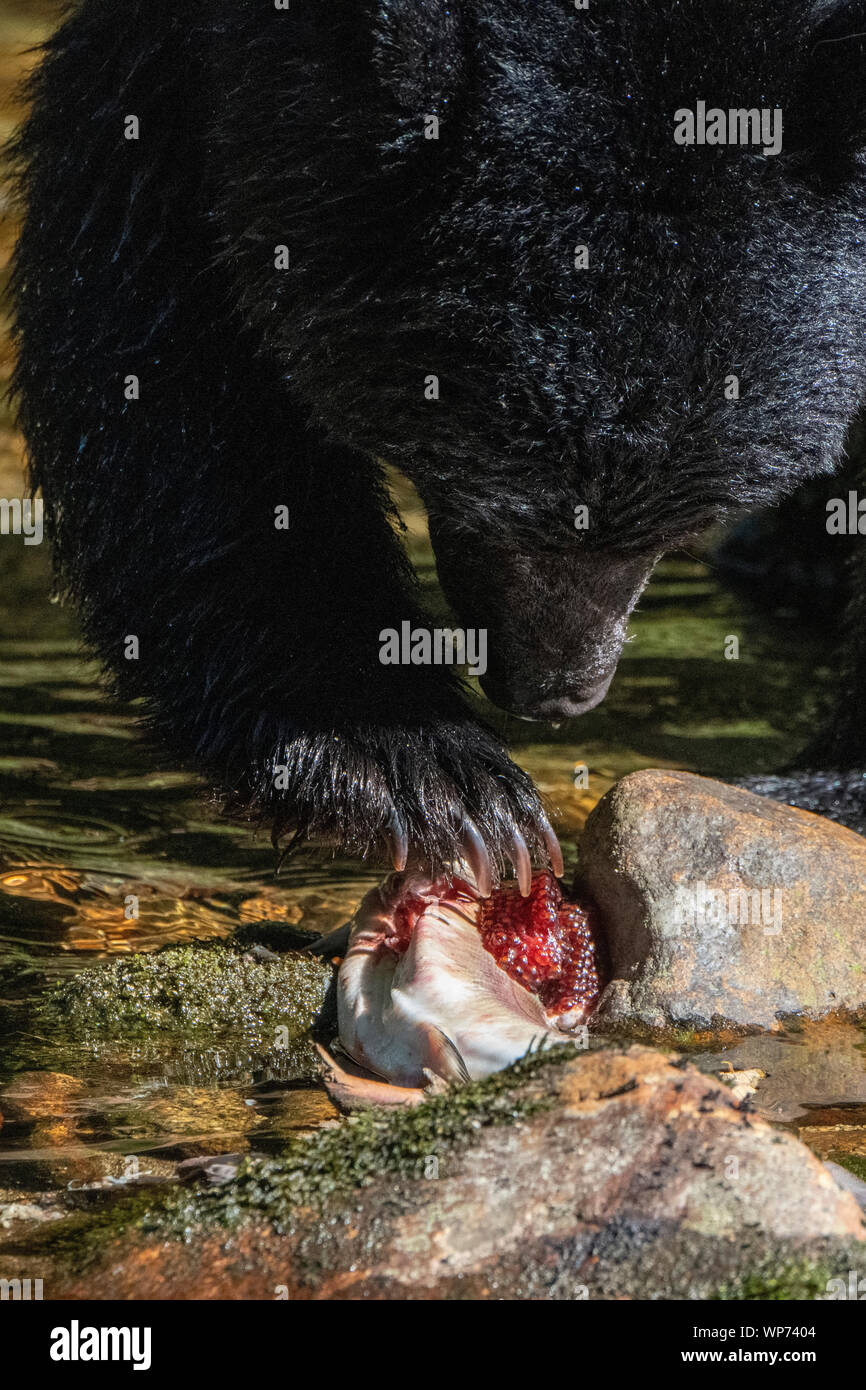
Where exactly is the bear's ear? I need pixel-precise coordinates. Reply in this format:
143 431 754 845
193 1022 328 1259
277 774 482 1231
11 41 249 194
367 0 465 126
788 2 866 159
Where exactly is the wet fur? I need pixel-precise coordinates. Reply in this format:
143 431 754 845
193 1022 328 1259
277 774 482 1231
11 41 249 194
10 1 866 865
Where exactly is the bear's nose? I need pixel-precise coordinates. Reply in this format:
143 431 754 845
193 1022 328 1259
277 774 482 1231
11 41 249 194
524 683 612 720
481 672 614 723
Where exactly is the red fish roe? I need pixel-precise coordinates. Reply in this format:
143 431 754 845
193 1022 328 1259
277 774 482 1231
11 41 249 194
477 872 606 1018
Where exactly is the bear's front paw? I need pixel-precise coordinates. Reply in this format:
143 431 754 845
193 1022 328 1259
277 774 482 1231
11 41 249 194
241 718 563 893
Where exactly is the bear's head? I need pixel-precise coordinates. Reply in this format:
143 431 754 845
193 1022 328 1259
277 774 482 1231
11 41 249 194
218 0 866 719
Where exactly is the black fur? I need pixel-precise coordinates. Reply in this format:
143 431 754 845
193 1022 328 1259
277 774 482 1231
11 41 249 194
9 0 866 870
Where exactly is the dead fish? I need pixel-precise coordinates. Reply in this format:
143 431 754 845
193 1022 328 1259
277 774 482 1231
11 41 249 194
331 869 598 1102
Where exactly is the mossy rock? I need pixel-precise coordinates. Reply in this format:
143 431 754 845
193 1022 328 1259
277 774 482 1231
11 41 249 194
40 938 333 1044
830 1152 866 1184
16 1045 866 1302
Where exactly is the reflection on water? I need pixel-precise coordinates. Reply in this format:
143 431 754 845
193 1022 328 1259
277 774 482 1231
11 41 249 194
695 1020 866 1186
0 0 863 1213
0 554 385 962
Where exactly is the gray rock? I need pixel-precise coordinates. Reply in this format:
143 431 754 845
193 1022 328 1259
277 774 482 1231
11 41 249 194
578 770 866 1030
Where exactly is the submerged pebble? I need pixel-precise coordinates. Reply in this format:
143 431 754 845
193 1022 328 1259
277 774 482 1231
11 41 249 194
0 1071 84 1125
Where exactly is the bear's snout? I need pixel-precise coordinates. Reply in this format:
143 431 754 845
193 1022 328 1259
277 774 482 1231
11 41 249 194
483 670 616 723
429 522 656 725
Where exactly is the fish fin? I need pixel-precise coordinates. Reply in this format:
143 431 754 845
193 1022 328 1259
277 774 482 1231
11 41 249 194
328 1037 357 1066
305 922 351 957
315 1045 426 1112
329 1036 394 1083
424 1026 471 1086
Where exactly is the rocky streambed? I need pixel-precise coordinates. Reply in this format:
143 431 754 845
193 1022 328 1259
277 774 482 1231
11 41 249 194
2 770 866 1300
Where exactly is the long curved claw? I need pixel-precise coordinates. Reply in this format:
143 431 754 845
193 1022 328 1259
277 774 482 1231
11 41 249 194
384 812 408 872
538 811 565 879
273 823 304 874
460 818 492 897
508 826 532 897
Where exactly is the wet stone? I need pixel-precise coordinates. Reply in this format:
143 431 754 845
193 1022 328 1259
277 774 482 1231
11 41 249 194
579 770 866 1030
42 1047 866 1301
39 938 333 1043
0 1071 85 1125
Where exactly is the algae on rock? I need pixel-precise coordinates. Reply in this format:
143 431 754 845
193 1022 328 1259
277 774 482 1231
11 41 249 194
29 938 335 1084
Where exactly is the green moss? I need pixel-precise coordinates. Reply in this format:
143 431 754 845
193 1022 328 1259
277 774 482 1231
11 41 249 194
1 1188 176 1274
828 1151 866 1183
712 1259 837 1301
595 1020 755 1052
39 938 332 1042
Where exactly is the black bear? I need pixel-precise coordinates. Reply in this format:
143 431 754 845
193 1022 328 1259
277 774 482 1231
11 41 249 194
10 0 866 885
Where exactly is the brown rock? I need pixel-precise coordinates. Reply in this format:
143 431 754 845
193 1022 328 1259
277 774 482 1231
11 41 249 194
0 1071 84 1124
579 770 866 1030
48 1047 864 1300
271 1087 341 1134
